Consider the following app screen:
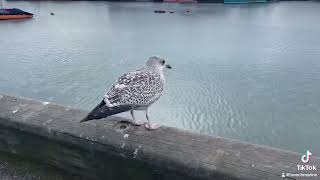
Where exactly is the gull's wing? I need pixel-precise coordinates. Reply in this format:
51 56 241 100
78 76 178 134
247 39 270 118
104 69 163 108
80 68 163 123
80 70 146 123
80 100 131 122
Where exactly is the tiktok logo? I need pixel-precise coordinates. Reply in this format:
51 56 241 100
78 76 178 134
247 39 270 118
283 149 318 177
301 150 312 163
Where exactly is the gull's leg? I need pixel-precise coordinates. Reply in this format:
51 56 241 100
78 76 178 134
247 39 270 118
130 109 145 126
144 108 161 130
130 109 135 124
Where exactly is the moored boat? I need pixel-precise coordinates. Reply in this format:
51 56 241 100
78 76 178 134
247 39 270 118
154 10 166 13
0 8 33 20
163 0 197 3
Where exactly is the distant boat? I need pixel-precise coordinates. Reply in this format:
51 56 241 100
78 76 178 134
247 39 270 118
224 0 268 3
0 8 33 20
163 0 197 3
154 10 166 13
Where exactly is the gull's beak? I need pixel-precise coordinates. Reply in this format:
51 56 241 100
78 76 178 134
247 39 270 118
165 64 172 69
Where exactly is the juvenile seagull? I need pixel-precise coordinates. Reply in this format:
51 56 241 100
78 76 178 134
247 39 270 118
80 56 171 130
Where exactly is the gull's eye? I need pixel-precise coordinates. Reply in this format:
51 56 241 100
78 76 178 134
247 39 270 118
161 60 165 65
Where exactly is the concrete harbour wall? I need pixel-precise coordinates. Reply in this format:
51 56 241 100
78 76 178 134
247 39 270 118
0 94 319 180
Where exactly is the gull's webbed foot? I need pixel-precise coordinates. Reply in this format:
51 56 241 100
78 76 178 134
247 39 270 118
133 120 146 126
145 123 161 130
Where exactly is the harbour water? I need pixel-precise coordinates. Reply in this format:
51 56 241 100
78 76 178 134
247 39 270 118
1 1 320 154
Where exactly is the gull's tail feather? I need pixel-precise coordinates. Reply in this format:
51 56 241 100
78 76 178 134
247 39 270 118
80 100 131 123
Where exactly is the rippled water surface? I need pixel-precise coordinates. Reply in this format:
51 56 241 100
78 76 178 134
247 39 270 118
1 1 320 153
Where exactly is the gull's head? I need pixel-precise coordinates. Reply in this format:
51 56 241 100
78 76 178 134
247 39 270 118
146 56 172 70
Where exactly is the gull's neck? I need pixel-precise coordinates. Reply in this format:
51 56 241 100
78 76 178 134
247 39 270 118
156 67 165 81
145 65 165 81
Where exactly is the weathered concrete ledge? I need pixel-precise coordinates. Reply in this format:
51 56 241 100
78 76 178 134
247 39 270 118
0 94 319 180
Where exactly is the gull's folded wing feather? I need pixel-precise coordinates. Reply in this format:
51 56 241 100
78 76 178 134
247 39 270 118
104 69 162 108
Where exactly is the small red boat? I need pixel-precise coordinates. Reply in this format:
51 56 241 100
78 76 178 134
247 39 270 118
0 8 33 20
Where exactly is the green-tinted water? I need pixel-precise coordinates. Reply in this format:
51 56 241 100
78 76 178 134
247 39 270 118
1 1 319 154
